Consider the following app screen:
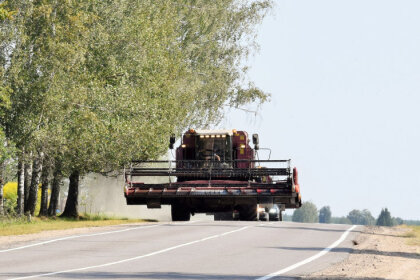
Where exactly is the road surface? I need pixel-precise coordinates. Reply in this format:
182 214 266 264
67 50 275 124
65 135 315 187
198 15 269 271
0 221 359 280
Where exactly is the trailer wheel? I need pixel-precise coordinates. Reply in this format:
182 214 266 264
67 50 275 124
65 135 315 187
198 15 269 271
239 204 257 221
171 203 190 221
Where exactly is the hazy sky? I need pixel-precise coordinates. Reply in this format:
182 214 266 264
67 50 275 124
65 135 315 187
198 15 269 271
223 0 420 220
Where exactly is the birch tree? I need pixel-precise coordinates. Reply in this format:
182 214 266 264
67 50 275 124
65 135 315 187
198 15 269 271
38 161 50 217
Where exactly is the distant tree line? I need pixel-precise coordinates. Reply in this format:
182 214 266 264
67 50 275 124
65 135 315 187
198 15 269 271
291 202 415 227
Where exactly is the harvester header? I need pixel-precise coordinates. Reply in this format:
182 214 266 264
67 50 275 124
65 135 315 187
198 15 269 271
125 129 302 221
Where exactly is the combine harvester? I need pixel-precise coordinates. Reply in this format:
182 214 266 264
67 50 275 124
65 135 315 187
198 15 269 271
124 129 302 221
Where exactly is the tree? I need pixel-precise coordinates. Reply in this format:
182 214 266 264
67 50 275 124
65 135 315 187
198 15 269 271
376 208 393 226
319 206 332 223
23 160 32 207
393 217 403 226
0 157 4 216
0 98 13 216
347 210 362 224
0 19 12 215
0 0 74 214
292 201 318 223
16 155 24 215
47 159 62 217
61 170 79 218
58 0 273 217
38 164 50 217
347 209 375 225
361 209 376 225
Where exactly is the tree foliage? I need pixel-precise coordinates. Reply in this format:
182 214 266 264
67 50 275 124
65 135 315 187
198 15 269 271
292 201 318 223
319 206 331 224
0 2 15 21
376 208 393 226
0 0 273 217
2 0 272 170
347 209 375 225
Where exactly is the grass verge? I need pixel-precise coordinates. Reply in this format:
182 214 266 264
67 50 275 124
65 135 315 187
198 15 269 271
401 225 420 246
0 214 154 236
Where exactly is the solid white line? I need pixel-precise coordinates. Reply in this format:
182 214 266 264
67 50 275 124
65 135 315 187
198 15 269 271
255 225 358 280
0 220 199 253
7 225 249 280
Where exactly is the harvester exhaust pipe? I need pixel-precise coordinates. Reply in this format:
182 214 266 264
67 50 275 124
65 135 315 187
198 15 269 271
252 134 259 150
169 134 176 149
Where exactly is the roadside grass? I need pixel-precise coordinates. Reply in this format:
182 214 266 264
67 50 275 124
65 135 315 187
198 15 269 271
401 225 420 246
0 214 155 236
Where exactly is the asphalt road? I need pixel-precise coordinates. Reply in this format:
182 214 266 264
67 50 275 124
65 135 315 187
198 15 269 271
0 221 359 280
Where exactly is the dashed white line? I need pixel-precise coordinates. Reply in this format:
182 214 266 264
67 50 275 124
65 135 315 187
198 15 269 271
7 225 250 280
255 225 358 280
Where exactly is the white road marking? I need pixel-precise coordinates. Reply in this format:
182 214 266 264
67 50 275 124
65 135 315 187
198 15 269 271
7 225 250 280
255 225 358 280
0 220 199 253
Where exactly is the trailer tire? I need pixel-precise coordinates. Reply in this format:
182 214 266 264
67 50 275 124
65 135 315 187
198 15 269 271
171 203 190 221
239 204 257 221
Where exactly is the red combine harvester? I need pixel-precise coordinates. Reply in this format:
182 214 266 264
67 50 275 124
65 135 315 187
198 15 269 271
124 129 302 221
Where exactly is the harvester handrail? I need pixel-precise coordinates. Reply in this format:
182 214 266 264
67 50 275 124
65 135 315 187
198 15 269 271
125 159 292 182
130 159 291 163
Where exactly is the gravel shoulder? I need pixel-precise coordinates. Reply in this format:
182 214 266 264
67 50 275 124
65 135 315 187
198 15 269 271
303 226 420 280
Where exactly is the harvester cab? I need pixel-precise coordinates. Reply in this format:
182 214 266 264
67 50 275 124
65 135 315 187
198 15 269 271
124 129 302 221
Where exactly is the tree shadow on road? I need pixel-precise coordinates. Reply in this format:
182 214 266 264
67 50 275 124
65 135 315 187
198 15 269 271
268 246 420 260
0 271 394 279
258 225 362 234
0 271 297 279
301 277 389 280
259 225 409 239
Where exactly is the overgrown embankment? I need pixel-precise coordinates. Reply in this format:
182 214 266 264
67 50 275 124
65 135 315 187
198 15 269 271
403 225 420 246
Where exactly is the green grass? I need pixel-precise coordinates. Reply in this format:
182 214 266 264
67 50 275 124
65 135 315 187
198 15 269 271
401 225 420 246
0 214 154 236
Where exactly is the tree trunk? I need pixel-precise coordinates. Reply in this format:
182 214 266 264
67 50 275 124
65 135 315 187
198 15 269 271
26 152 44 215
17 157 25 215
0 161 4 216
48 161 62 217
24 160 32 207
38 166 50 217
61 170 80 218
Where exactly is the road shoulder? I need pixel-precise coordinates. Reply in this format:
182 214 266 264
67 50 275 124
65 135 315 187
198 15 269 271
302 226 420 280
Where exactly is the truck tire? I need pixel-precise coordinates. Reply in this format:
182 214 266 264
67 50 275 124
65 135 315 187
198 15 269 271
171 203 190 221
239 204 257 221
269 213 279 221
259 213 268 221
214 212 233 221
